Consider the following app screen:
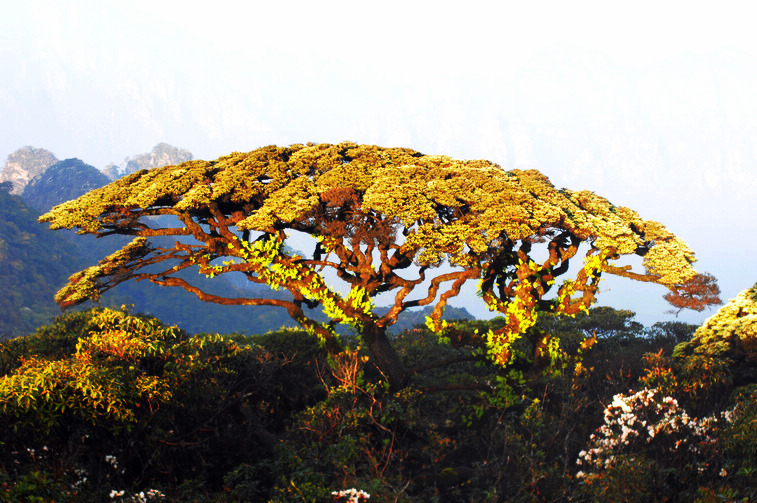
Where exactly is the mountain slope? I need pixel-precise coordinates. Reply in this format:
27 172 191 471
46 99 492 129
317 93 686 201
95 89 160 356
22 158 111 212
0 186 84 338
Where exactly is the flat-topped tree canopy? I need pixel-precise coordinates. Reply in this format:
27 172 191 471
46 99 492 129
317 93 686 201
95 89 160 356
40 142 714 388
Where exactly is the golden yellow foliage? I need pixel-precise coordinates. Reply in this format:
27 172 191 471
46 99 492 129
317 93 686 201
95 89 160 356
675 283 757 361
41 143 697 283
39 143 707 383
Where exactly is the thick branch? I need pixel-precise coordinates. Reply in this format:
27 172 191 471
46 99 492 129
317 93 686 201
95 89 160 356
145 275 297 309
402 270 478 310
429 267 481 325
378 268 428 327
603 264 660 283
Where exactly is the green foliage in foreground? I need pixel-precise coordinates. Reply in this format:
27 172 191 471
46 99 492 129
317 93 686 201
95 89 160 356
0 308 328 502
0 303 755 502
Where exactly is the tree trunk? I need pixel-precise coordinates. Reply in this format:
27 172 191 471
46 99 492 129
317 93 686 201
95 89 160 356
361 322 410 389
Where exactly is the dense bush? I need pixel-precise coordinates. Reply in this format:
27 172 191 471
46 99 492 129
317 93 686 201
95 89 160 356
0 302 754 501
0 308 328 501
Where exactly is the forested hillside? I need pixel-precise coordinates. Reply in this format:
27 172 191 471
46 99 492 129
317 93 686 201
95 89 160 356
0 185 84 337
22 158 111 213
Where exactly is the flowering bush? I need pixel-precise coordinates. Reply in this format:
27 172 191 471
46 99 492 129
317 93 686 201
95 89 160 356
577 388 723 475
575 387 735 500
109 488 165 502
332 488 370 502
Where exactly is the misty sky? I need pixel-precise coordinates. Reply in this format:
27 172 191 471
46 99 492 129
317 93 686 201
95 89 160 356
2 1 756 325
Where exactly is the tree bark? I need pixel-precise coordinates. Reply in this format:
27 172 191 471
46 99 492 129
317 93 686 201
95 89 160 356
361 322 411 389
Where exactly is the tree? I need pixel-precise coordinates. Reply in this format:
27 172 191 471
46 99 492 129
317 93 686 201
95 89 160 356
663 271 721 315
537 306 645 340
40 142 714 388
646 321 698 344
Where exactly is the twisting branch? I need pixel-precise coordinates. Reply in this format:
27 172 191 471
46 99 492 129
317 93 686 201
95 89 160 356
402 270 479 311
428 268 481 325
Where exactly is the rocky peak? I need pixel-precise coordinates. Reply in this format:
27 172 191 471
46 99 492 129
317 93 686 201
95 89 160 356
0 146 58 195
105 143 193 179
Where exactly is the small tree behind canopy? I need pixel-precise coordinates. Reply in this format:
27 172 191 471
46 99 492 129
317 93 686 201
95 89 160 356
40 142 714 388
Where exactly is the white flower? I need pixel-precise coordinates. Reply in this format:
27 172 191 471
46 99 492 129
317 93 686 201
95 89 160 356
576 387 721 477
105 455 120 469
332 488 371 502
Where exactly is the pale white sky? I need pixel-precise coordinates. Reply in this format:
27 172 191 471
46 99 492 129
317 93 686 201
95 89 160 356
2 0 756 325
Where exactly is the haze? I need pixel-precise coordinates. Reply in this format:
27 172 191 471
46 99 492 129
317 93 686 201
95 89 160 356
2 1 756 325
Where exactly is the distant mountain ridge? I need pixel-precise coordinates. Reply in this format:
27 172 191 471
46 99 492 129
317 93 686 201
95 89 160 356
103 143 193 179
1 143 193 192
